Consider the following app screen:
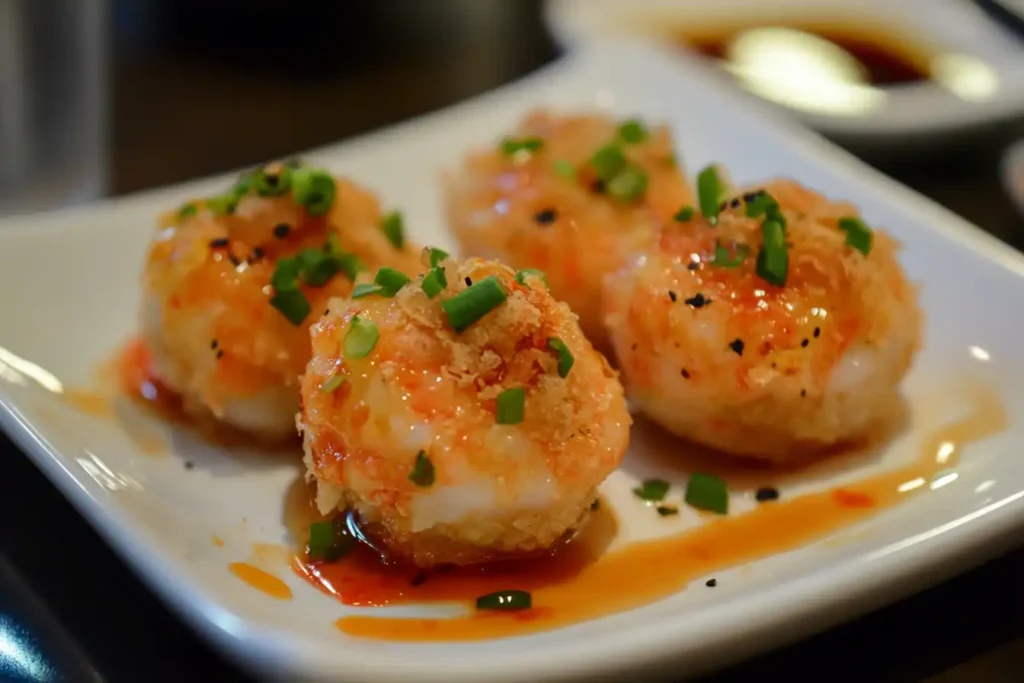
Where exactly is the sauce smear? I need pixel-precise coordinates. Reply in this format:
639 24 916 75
229 562 293 600
288 384 1004 641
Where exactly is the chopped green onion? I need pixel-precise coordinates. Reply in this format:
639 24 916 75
232 172 254 198
633 478 670 502
441 275 507 333
553 160 576 180
745 193 775 218
756 220 788 287
421 267 447 298
685 472 728 514
271 257 301 291
351 283 383 298
324 232 344 256
514 268 548 289
711 242 751 268
178 203 198 220
320 374 346 393
344 316 379 358
656 505 679 516
697 165 723 225
674 205 695 222
408 451 435 487
546 337 574 378
428 247 449 267
590 144 627 182
253 167 292 196
381 211 405 249
336 253 363 281
270 289 310 326
308 520 356 561
476 590 531 611
374 266 411 296
496 387 526 425
299 249 342 287
618 119 649 144
205 194 238 216
500 137 543 156
838 216 873 256
607 166 648 203
291 168 337 216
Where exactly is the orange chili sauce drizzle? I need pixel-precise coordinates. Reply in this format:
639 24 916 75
287 385 1004 642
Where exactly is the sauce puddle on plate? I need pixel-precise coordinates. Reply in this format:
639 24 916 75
286 384 1004 642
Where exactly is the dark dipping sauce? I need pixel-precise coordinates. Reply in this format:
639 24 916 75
680 23 931 86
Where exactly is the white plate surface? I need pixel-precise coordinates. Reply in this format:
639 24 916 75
1 42 1024 683
545 0 1024 141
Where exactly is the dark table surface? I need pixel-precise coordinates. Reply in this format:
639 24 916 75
3 1 1024 681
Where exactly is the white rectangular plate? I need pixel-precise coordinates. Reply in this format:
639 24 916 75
1 42 1023 683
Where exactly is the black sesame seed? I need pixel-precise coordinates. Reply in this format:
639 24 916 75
464 276 473 286
681 369 690 379
216 350 224 360
273 223 291 239
533 208 558 225
801 339 809 348
229 255 241 266
209 237 230 248
800 389 807 397
591 179 607 194
264 173 279 186
250 246 265 260
814 327 821 338
771 362 777 368
669 290 677 302
324 309 330 316
687 261 700 271
729 339 744 356
410 571 429 587
184 461 195 470
684 293 709 308
210 339 218 350
742 189 766 203
755 487 780 502
729 197 741 209
705 578 717 587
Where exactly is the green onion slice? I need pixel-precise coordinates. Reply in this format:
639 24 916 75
633 478 670 502
756 220 788 287
351 283 383 298
307 520 356 561
299 248 342 287
618 119 649 144
344 316 379 358
291 168 337 216
546 337 574 378
496 387 526 425
178 203 198 220
271 257 301 291
374 266 411 296
320 374 346 393
607 165 648 203
427 247 449 267
381 211 405 249
553 160 576 180
685 472 728 514
253 166 292 196
590 143 627 182
711 242 751 268
270 289 310 326
838 216 873 256
514 268 548 289
500 137 543 157
476 590 531 611
441 275 507 333
205 194 238 216
408 451 435 487
673 205 695 222
697 165 723 225
421 267 447 298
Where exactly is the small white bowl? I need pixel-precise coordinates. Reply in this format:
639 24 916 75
545 0 1024 143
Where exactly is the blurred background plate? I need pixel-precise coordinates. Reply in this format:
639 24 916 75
544 0 1024 146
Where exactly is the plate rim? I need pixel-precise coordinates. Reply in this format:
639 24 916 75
2 42 1024 682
